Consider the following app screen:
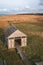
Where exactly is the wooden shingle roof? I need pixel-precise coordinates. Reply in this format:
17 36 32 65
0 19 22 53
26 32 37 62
5 25 17 37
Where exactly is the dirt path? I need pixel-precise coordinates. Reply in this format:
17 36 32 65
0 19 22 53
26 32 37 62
16 45 36 65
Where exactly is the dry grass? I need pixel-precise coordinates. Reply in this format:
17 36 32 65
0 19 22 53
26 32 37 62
0 17 43 62
0 14 43 28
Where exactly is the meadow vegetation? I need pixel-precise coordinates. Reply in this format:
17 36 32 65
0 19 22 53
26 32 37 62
14 22 43 62
0 22 43 65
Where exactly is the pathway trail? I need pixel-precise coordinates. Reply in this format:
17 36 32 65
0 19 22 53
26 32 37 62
16 44 36 65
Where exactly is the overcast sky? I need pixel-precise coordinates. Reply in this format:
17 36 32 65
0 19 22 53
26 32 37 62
0 0 43 14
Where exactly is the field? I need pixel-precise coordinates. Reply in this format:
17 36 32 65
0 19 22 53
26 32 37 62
0 50 24 65
14 22 43 62
0 14 43 65
0 14 43 28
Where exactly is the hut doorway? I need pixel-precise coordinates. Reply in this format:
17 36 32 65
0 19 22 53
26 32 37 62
15 38 21 46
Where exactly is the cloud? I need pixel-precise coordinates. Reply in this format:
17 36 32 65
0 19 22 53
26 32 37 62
13 5 31 12
20 5 31 12
14 8 20 11
0 6 38 14
0 5 35 12
0 9 10 12
25 5 30 9
0 8 21 12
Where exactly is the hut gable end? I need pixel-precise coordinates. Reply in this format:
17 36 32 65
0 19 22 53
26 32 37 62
8 30 27 38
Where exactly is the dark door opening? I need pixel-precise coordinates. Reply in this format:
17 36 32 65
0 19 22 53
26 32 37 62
15 38 21 46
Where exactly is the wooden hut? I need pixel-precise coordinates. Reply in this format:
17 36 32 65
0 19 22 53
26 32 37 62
5 25 27 49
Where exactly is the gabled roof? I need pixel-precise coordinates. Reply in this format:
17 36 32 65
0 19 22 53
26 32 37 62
8 30 27 38
4 25 27 38
4 25 17 37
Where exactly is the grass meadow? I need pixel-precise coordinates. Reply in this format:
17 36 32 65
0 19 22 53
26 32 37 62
0 22 43 65
14 22 43 62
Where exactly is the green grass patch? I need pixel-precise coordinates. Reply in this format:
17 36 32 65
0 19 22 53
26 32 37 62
14 22 43 32
22 35 43 62
0 50 24 65
14 22 43 62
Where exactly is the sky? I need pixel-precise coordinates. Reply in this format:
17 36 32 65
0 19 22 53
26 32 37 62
0 0 43 14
